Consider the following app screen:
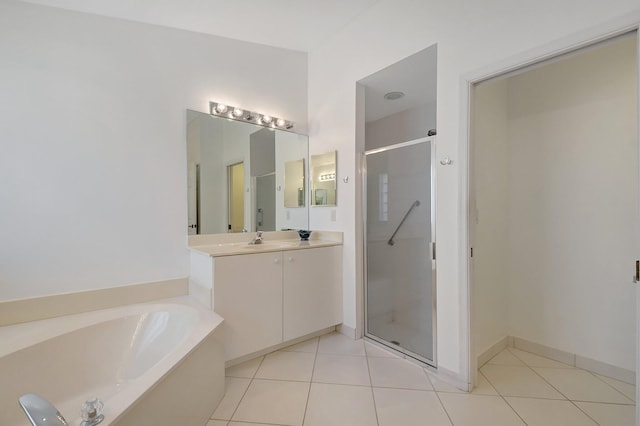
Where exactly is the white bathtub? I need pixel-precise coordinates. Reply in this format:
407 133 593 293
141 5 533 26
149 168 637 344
0 296 225 426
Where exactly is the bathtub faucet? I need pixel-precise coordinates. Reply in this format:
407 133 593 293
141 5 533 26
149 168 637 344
18 393 69 426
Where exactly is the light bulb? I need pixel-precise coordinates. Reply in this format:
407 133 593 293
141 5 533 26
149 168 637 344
261 115 272 124
276 118 286 127
232 108 244 117
215 104 228 114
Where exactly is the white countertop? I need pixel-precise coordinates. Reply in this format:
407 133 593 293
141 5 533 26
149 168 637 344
188 230 343 257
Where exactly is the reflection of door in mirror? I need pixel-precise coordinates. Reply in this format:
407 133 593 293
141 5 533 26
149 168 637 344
187 161 199 235
228 162 245 232
255 174 276 231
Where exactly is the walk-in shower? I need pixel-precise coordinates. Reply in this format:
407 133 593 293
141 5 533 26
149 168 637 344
364 137 436 366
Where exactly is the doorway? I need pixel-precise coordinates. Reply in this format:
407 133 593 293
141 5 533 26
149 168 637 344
228 162 245 232
364 137 437 366
469 32 638 394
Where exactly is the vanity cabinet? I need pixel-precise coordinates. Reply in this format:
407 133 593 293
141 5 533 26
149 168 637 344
213 252 283 361
283 246 342 341
210 245 342 362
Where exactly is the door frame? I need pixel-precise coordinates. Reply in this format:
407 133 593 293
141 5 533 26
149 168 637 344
459 14 640 394
362 136 438 367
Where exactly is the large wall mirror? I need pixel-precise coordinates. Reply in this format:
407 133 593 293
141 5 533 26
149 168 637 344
187 109 309 234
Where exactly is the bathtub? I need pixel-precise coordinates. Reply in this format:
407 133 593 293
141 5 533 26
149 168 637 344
0 296 225 426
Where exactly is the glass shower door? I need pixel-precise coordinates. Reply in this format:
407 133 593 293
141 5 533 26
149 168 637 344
365 137 436 365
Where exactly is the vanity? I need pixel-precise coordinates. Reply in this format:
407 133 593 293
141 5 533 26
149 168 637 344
188 230 343 364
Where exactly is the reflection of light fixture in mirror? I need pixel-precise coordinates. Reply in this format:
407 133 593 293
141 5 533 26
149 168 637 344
319 172 336 182
210 101 294 130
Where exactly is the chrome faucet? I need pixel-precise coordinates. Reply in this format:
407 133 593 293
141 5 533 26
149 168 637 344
19 393 68 426
249 231 263 245
19 394 104 426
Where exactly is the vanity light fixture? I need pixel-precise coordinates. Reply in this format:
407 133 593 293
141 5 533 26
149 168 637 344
319 172 336 182
209 101 294 130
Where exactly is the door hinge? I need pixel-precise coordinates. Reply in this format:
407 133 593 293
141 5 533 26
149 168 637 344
471 247 474 258
432 242 436 260
634 260 639 283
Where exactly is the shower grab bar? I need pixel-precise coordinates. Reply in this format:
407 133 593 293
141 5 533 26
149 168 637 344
387 200 420 246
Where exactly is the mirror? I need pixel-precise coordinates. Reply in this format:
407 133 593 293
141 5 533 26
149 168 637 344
311 151 337 206
187 109 309 234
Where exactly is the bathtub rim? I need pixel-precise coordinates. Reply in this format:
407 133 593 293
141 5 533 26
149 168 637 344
0 295 224 425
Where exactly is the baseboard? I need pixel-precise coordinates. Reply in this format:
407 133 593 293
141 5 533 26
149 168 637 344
512 336 575 366
0 278 189 326
225 326 336 368
478 335 636 385
188 279 212 309
477 336 510 367
337 323 356 339
576 354 636 385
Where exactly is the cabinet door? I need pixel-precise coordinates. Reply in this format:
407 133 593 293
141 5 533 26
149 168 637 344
214 252 283 360
283 246 343 341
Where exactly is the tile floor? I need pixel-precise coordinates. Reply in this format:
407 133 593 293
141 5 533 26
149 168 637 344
207 333 636 425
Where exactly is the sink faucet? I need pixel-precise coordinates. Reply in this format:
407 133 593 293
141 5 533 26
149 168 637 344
19 393 68 426
249 231 263 245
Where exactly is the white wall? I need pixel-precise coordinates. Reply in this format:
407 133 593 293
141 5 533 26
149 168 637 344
471 78 510 358
365 102 437 151
506 36 638 371
0 0 307 300
308 0 640 378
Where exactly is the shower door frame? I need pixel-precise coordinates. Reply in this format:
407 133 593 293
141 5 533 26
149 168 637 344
363 136 437 368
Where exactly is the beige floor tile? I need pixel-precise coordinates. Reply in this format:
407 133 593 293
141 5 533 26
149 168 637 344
304 383 377 426
312 354 371 386
426 370 466 393
225 356 264 378
471 371 499 395
508 348 574 368
229 423 279 426
438 393 525 426
206 421 227 426
488 349 526 366
211 377 251 420
281 337 319 353
534 368 634 404
364 341 401 358
368 357 432 390
374 387 452 426
317 332 366 356
505 397 597 425
255 351 316 382
232 379 309 426
574 401 636 426
481 364 564 399
595 374 636 402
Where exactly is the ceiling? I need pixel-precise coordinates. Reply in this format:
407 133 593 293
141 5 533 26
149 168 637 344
23 0 380 52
